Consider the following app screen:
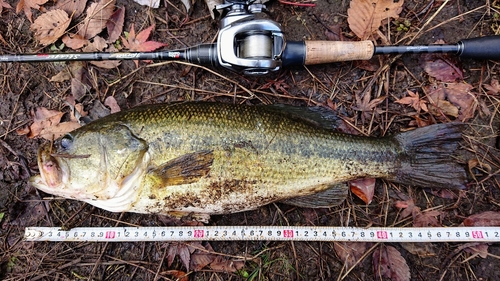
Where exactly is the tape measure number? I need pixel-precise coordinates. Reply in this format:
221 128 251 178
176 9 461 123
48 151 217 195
24 226 500 242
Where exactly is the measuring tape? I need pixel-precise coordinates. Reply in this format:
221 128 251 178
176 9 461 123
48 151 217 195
24 226 500 242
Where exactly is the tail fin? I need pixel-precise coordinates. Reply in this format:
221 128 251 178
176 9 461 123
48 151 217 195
393 123 467 189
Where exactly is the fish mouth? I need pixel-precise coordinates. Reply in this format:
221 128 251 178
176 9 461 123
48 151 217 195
33 143 66 190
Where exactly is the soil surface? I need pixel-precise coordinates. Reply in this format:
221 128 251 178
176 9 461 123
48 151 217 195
1 0 500 280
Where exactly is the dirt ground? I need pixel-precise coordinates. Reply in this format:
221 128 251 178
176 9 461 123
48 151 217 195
1 0 500 280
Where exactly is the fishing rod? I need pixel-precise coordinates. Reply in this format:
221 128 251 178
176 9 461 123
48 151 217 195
1 0 499 75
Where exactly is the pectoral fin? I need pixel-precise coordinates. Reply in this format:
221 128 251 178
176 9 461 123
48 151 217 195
150 150 214 186
282 183 349 208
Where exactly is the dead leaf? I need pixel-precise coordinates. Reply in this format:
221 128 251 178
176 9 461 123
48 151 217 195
62 33 88 50
354 58 379 72
421 53 463 82
106 6 125 43
325 24 342 41
349 178 375 204
50 68 72 82
190 251 216 271
428 99 459 119
28 107 64 138
28 107 81 140
427 188 458 200
426 82 477 121
8 201 48 227
209 256 245 273
104 96 120 113
413 210 441 227
78 0 116 39
400 243 436 257
373 245 410 281
347 0 404 40
165 242 200 271
395 198 416 219
395 90 428 112
122 24 167 67
163 270 189 281
87 35 107 51
395 198 441 227
55 0 87 18
352 91 386 122
484 78 500 95
0 0 12 14
462 211 500 226
334 242 371 269
464 243 489 259
70 61 92 100
16 0 48 22
30 9 71 46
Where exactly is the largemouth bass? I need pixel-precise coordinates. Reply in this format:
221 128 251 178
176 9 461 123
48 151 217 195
30 102 467 219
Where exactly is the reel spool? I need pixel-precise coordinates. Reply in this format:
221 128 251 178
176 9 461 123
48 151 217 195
238 31 273 59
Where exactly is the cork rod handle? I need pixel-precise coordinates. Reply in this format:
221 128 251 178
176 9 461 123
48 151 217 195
304 41 375 65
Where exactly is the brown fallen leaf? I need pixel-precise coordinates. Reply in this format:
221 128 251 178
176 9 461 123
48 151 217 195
334 242 371 269
28 107 81 140
62 33 88 50
55 0 87 18
395 198 441 227
349 178 375 204
395 198 417 220
462 211 500 226
427 188 458 200
106 6 125 43
426 82 477 121
163 270 189 281
421 52 463 82
0 0 12 14
82 35 107 51
347 0 404 40
104 96 121 113
484 78 500 95
122 24 167 67
28 107 64 138
78 0 116 39
413 209 441 227
428 99 459 119
31 9 71 46
165 242 203 271
464 243 489 259
69 61 92 100
209 256 245 273
400 243 436 257
395 90 428 112
325 24 342 41
373 245 410 281
352 91 386 122
16 0 48 22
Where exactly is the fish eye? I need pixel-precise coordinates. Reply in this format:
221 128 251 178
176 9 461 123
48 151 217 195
60 134 73 150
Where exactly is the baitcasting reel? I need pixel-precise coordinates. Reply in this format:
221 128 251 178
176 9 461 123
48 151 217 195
215 0 285 75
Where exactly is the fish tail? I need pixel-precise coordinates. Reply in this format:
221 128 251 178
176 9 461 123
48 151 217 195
392 123 467 189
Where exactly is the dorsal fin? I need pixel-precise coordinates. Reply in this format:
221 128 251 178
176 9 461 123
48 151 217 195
261 104 339 130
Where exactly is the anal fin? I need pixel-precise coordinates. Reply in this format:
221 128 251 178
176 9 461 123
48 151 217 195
282 183 348 208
